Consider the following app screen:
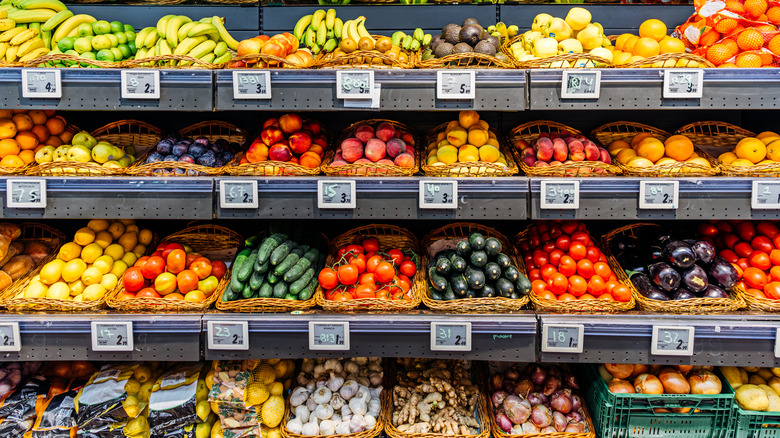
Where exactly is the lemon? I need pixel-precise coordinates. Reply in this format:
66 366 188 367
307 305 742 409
122 252 138 267
118 232 138 252
40 259 65 285
93 255 114 274
124 411 147 434
73 227 96 245
267 427 282 438
210 422 222 438
68 280 85 296
104 243 125 261
81 243 103 264
87 219 110 232
46 282 70 300
133 244 147 258
108 222 125 240
100 273 118 291
94 231 113 249
196 400 210 421
246 383 269 406
57 242 82 262
24 280 48 298
138 382 153 403
82 284 106 301
195 422 211 438
110 260 128 277
139 229 153 246
62 259 87 283
261 395 285 428
81 267 103 286
124 378 140 395
134 365 152 383
269 381 283 396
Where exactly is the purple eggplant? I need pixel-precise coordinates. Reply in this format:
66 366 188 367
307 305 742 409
673 289 696 300
709 256 738 289
664 240 696 269
682 264 708 293
704 284 729 299
692 240 715 265
649 262 681 292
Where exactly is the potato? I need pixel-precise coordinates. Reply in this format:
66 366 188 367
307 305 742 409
772 368 780 378
742 368 750 384
770 377 780 395
736 384 770 411
721 366 744 388
759 385 780 412
758 368 775 381
744 367 761 373
750 375 768 385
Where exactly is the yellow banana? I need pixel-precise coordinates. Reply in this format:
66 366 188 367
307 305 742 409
165 15 191 48
159 38 171 56
325 9 335 30
316 23 326 46
153 39 160 56
156 14 174 38
134 27 152 48
52 14 95 43
200 52 215 64
0 10 6 18
41 8 69 31
187 39 215 59
0 18 13 31
356 17 373 43
187 22 218 39
0 42 8 58
143 29 158 49
0 26 22 42
176 21 196 43
18 45 47 62
210 16 237 51
173 35 205 55
7 8 55 23
310 9 325 31
9 27 37 46
15 0 65 12
5 44 16 61
213 40 226 57
16 35 42 56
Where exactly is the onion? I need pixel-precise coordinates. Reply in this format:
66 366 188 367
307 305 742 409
491 374 504 391
608 379 635 394
531 366 547 386
566 411 583 423
548 366 562 377
503 395 532 425
676 365 694 374
513 379 534 397
502 380 515 393
658 370 690 394
605 363 634 379
530 405 553 428
654 408 672 413
550 389 573 414
543 375 562 396
495 413 513 433
631 364 649 378
552 412 567 432
541 426 558 433
492 390 508 408
505 367 521 381
520 422 539 434
570 394 582 412
564 374 579 390
634 374 664 394
565 423 586 433
689 370 722 395
527 392 547 406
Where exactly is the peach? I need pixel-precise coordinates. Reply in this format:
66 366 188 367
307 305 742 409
549 161 563 166
269 143 293 162
535 137 553 151
261 126 284 146
467 127 488 147
254 35 270 43
386 138 406 158
513 138 530 151
284 53 305 68
522 147 535 158
278 113 303 134
599 148 612 164
394 153 415 168
458 110 480 129
288 131 312 154
578 167 593 175
533 161 550 167
553 139 568 162
377 159 394 167
522 155 536 166
355 125 375 144
537 139 554 161
260 38 286 58
365 138 386 162
376 122 396 142
405 145 415 156
570 150 586 161
401 132 415 146
263 118 278 129
568 140 584 154
584 143 601 161
313 136 327 148
355 158 372 164
341 138 363 163
302 120 321 136
446 127 468 147
237 38 264 57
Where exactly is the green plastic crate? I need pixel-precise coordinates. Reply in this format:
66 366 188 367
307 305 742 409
582 364 735 438
726 378 780 438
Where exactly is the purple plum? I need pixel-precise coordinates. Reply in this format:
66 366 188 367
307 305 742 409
146 152 164 163
163 155 178 162
197 150 216 167
188 143 206 158
156 140 173 155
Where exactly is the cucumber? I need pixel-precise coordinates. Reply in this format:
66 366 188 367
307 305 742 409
496 278 515 298
290 268 315 295
221 284 237 302
516 274 532 296
496 253 512 269
469 232 486 250
232 248 251 275
284 256 312 283
503 265 520 283
298 277 317 300
258 282 273 298
284 293 297 300
485 262 501 281
273 281 288 298
267 272 280 284
274 252 300 277
254 258 270 274
237 250 257 282
230 265 245 293
244 234 262 248
249 270 265 290
270 241 292 266
484 237 502 257
302 248 319 262
428 267 448 292
242 282 254 299
258 234 285 264
449 273 468 296
435 257 451 276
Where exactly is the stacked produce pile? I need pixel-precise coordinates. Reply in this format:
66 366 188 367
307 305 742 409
602 363 723 396
611 19 695 67
149 363 217 437
717 131 780 168
48 18 136 64
0 223 54 291
424 18 508 61
513 129 613 173
34 130 136 171
234 32 314 68
331 120 416 172
143 132 239 175
722 366 780 411
243 114 326 170
133 15 236 66
608 132 713 172
0 109 72 168
427 111 509 168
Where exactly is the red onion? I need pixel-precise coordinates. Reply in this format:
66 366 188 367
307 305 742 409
491 374 504 391
553 412 567 432
492 390 508 408
505 367 521 381
541 426 557 433
531 366 547 386
513 379 534 397
570 395 582 412
549 366 562 377
520 422 540 434
564 373 579 389
527 392 547 406
495 412 513 433
565 423 586 433
550 389 573 414
566 411 583 423
503 395 532 425
543 375 562 396
530 405 553 428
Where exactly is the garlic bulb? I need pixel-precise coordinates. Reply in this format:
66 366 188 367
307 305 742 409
302 359 315 374
350 414 367 433
290 387 310 407
316 377 327 389
302 421 320 436
315 403 335 420
295 405 311 423
313 364 325 378
313 387 332 405
324 359 343 375
306 397 318 412
365 414 377 430
287 418 303 434
305 379 317 393
330 393 346 410
331 413 341 423
341 405 352 418
355 386 371 404
339 380 359 400
327 374 345 392
320 419 336 435
336 421 352 435
344 361 359 375
368 398 381 417
368 387 382 399
349 397 368 416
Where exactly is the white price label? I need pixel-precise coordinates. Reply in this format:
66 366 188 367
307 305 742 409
663 70 703 99
561 71 600 99
232 70 271 99
752 181 780 209
436 71 475 100
207 321 249 350
419 180 457 209
318 180 356 209
430 322 471 351
0 323 20 352
6 179 46 208
337 71 374 99
651 325 694 356
639 180 679 209
91 321 133 352
309 322 350 350
542 324 584 353
22 69 61 99
343 83 381 109
219 180 258 209
121 70 160 99
540 180 579 209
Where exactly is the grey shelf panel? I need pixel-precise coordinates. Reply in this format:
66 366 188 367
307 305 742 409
0 177 214 219
215 69 525 111
215 176 529 219
203 312 537 360
529 68 780 110
0 313 202 361
529 177 780 220
539 312 780 367
0 68 213 111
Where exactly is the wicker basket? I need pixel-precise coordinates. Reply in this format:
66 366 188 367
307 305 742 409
282 392 388 438
520 53 614 69
106 225 241 312
735 284 780 312
510 121 621 177
418 52 514 69
618 53 714 68
385 391 490 438
90 119 165 159
23 124 118 177
24 54 122 69
422 123 518 177
602 223 745 314
314 224 423 312
122 55 219 69
421 223 529 313
675 121 774 177
322 119 420 177
224 54 311 69
488 390 596 438
317 43 417 70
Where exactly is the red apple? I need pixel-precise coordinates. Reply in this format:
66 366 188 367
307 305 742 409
261 126 284 146
288 131 312 154
269 143 293 161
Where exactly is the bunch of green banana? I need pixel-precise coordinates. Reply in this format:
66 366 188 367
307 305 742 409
391 28 430 52
398 0 428 4
133 15 236 66
0 25 48 62
293 9 343 55
486 22 519 41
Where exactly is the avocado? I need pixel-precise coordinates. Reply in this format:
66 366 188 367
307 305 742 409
460 24 482 47
484 34 500 50
434 42 454 58
496 52 509 62
462 17 481 27
442 24 461 45
474 40 496 56
430 35 442 48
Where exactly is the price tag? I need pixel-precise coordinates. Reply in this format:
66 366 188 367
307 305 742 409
232 70 271 100
121 70 160 99
219 180 258 209
651 325 694 356
561 70 600 99
639 180 679 209
663 70 703 99
337 71 374 99
318 180 356 209
540 180 579 209
775 328 780 358
207 321 249 350
91 321 133 352
436 70 475 100
343 83 381 109
0 323 20 352
309 321 350 351
541 324 584 353
6 179 46 208
752 181 780 209
430 322 471 351
419 180 457 209
21 69 61 99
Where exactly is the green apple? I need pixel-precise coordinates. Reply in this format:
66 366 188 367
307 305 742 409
53 145 70 162
74 37 92 54
91 35 111 50
68 145 92 163
545 18 572 42
72 132 97 149
92 20 111 36
34 145 55 163
77 23 93 37
532 37 558 58
558 38 583 54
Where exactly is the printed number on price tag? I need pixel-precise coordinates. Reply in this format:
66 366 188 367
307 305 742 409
22 69 61 99
232 71 271 99
309 322 350 350
121 70 160 99
7 179 46 208
91 322 133 352
430 322 471 351
337 71 374 99
652 326 694 356
207 321 249 350
752 181 780 209
540 180 579 209
318 180 356 209
219 180 258 209
542 324 584 353
419 180 457 209
663 70 703 99
639 180 679 209
437 71 475 99
0 323 20 352
561 71 600 99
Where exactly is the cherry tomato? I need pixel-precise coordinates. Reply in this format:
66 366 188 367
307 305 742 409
331 290 354 301
366 255 383 273
542 241 556 254
375 289 390 300
337 264 359 285
387 249 404 266
361 237 380 253
571 231 591 247
561 220 579 235
697 223 719 237
737 222 758 242
752 236 775 253
345 244 364 255
375 262 396 283
337 246 348 259
398 275 411 293
318 268 339 289
359 273 376 285
734 241 754 259
399 260 417 278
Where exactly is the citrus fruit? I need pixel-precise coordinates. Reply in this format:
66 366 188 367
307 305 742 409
700 29 721 47
636 137 665 162
745 0 768 19
616 148 637 164
659 37 685 54
632 37 661 57
714 18 739 34
664 135 694 161
719 151 738 164
737 29 764 51
736 52 762 68
706 44 734 66
630 132 655 148
735 137 767 163
626 156 655 167
639 19 667 41
607 140 631 155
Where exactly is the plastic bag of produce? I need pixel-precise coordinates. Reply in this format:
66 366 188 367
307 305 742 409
208 360 260 406
222 425 262 438
0 375 52 437
75 364 150 432
31 386 82 438
149 363 207 437
0 362 42 399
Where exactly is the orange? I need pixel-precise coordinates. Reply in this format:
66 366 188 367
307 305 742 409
31 125 49 143
607 139 631 155
624 35 640 53
726 0 746 13
27 110 46 125
706 44 734 66
735 137 767 163
15 131 38 150
699 29 721 47
768 6 780 23
626 156 655 168
0 139 20 158
714 18 739 34
745 0 768 18
768 35 780 56
719 151 738 164
615 33 634 51
639 19 668 42
632 37 660 57
18 150 34 164
664 135 694 161
59 130 73 144
630 132 655 148
636 137 665 162
615 148 637 165
0 155 23 168
732 158 754 167
0 110 11 119
0 119 16 140
721 39 739 56
44 117 65 136
719 63 738 68
45 136 62 147
737 29 764 51
736 52 762 68
11 114 32 131
759 52 774 66
659 37 686 54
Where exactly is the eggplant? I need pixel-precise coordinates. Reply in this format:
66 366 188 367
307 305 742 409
673 289 696 300
709 256 738 289
642 245 664 264
630 272 670 300
649 262 681 292
663 240 696 269
704 284 729 299
619 254 648 275
682 265 708 294
692 240 716 265
610 236 638 255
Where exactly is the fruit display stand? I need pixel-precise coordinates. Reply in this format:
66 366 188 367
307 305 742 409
422 123 518 177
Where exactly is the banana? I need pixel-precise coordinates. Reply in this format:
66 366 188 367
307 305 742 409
213 40 227 57
401 34 412 50
0 18 13 31
0 10 6 18
213 51 231 64
356 17 372 42
413 28 424 42
159 38 171 56
316 23 326 46
52 14 94 43
135 47 146 60
9 27 36 45
173 35 205 55
165 15 191 48
0 42 7 58
153 39 160 56
293 14 311 42
134 27 152 48
342 19 358 42
156 14 174 38
143 28 158 48
40 28 49 48
16 35 42 56
28 21 37 31
41 8 69 31
310 9 325 31
0 26 23 42
410 38 420 51
334 17 342 39
200 52 215 64
391 31 405 46
322 37 336 52
8 9 56 23
187 39 215 59
18 45 46 61
422 33 431 45
304 26 315 48
310 43 320 54
176 21 196 43
5 44 15 61
187 22 218 39
16 0 65 11
325 8 335 30
210 15 237 50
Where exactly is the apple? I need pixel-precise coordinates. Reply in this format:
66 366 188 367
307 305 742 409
289 131 312 154
154 272 177 295
260 126 284 146
198 275 219 297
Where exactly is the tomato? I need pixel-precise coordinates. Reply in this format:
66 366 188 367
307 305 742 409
611 284 632 302
567 275 587 297
345 244 364 256
211 260 228 280
116 291 137 300
361 237 380 253
156 242 169 251
555 235 571 252
531 280 547 295
594 262 612 280
387 249 404 266
734 241 754 259
337 264 359 285
542 242 556 254
579 293 596 300
749 250 772 270
122 267 145 293
399 260 417 278
375 289 390 300
576 259 594 279
737 258 750 272
364 255 382 273
318 268 339 289
337 246 348 259
518 241 530 252
176 270 199 294
550 228 562 239
746 288 767 299
765 281 780 300
546 249 564 267
598 253 608 263
587 275 606 295
190 257 213 280
533 251 549 268
136 287 161 299
540 231 551 243
597 293 615 301
529 235 541 249
719 249 739 264
528 269 541 282
571 231 591 247
732 263 744 279
697 223 719 237
349 254 367 273
759 221 780 238
721 233 740 249
162 243 185 259
717 222 733 233
547 273 568 295
385 280 403 296
744 266 768 290
141 256 165 280
568 242 587 261
561 220 578 235
392 290 406 300
375 262 396 283
558 256 577 277
398 275 411 293
737 222 758 242
585 246 601 263
354 284 376 299
331 290 354 301
540 264 557 282
752 236 775 253
770 266 780 282
558 293 577 302
359 273 376 285
134 256 149 269
771 250 780 267
605 280 619 294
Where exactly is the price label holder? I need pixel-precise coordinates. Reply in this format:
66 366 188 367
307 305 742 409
540 180 579 209
775 328 780 358
651 325 694 356
219 180 258 209
207 321 249 350
0 323 20 352
639 180 679 209
337 71 374 99
21 69 61 99
309 321 350 351
232 70 271 100
91 321 133 352
752 181 780 209
541 324 584 353
436 70 476 100
121 70 160 99
419 180 457 209
318 180 356 209
343 83 381 109
6 179 46 208
663 69 703 99
561 70 600 99
430 322 471 351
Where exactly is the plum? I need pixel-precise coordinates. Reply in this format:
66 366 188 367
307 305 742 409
163 155 178 162
197 150 216 167
188 143 206 158
172 142 189 157
219 151 233 162
179 154 195 164
156 140 173 155
195 137 209 146
146 152 164 163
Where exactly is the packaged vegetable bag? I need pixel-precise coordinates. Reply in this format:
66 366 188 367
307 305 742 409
149 363 208 437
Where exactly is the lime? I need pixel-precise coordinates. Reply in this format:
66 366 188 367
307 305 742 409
105 34 118 47
92 20 110 35
79 51 95 67
95 48 115 62
91 35 111 50
124 30 135 42
116 44 131 59
110 47 123 61
127 41 137 55
57 36 75 52
124 24 134 32
73 37 92 54
77 22 93 37
109 21 123 34
113 32 127 45
64 50 79 66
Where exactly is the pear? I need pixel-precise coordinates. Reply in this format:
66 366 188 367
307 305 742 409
91 143 117 164
67 145 92 163
102 160 122 168
71 132 97 149
53 146 71 162
118 156 133 167
34 145 55 163
565 7 592 31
